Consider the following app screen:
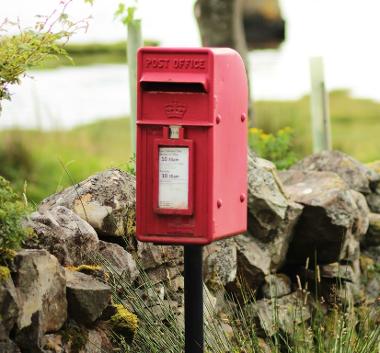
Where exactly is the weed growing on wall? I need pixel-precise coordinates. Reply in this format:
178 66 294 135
249 127 298 170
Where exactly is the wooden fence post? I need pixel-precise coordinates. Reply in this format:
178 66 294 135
310 57 331 153
128 18 142 156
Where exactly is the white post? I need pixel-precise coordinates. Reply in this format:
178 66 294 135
310 57 331 153
127 18 142 156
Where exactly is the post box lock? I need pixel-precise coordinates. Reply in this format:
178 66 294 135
169 125 181 139
136 47 248 245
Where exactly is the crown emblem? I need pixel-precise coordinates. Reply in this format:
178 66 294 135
164 101 187 119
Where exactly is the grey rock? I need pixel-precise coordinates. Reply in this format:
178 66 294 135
363 213 380 247
25 206 99 266
262 274 292 299
136 241 183 270
362 245 380 263
350 190 370 238
248 155 288 239
41 328 113 353
84 328 114 353
65 269 112 325
291 150 380 194
280 170 368 264
144 265 181 284
246 291 311 337
13 250 67 333
203 238 237 293
39 169 136 239
321 281 362 306
40 333 64 353
135 283 165 308
366 161 380 192
365 276 380 304
0 277 19 340
247 154 303 270
320 262 358 283
15 311 44 353
0 340 21 353
226 234 271 299
366 193 380 213
97 241 138 282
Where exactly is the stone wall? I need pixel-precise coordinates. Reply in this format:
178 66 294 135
1 150 380 352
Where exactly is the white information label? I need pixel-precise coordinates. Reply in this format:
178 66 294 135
159 147 189 209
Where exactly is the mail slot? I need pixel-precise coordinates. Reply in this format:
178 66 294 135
136 47 248 245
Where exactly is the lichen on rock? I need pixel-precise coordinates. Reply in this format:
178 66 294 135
66 264 108 283
61 321 89 353
108 304 138 344
0 265 10 282
38 169 136 239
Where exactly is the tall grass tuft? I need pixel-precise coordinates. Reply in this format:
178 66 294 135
95 246 380 353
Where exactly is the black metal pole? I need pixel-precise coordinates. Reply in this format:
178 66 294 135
184 245 204 353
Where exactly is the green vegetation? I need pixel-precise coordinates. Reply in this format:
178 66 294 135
0 1 90 101
249 127 297 170
0 176 30 251
0 117 132 204
98 252 380 353
37 39 159 69
108 303 139 345
0 90 379 205
253 89 380 162
0 265 10 282
66 264 108 282
61 321 89 353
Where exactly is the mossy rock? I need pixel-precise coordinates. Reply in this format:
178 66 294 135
65 264 108 282
0 247 16 267
366 160 380 174
0 265 10 282
108 304 138 344
61 321 89 353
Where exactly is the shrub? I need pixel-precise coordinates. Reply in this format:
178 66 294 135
0 176 30 251
0 0 90 103
249 127 298 169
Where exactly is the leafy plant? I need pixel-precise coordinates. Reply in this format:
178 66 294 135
0 0 90 102
249 127 298 170
126 153 136 175
0 176 30 251
114 1 139 26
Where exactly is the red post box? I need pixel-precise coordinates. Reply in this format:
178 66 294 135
136 47 248 245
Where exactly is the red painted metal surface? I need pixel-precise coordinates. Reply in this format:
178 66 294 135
136 47 248 245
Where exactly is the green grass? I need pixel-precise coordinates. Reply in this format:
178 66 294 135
0 90 379 205
35 40 159 69
0 117 133 205
253 89 380 162
96 250 380 353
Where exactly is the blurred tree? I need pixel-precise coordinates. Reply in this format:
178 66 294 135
194 0 285 67
194 0 285 125
194 0 249 68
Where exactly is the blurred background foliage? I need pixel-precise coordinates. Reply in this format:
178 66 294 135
0 0 379 206
1 89 379 204
36 40 159 69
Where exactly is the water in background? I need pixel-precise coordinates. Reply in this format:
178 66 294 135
1 65 130 130
1 0 380 130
